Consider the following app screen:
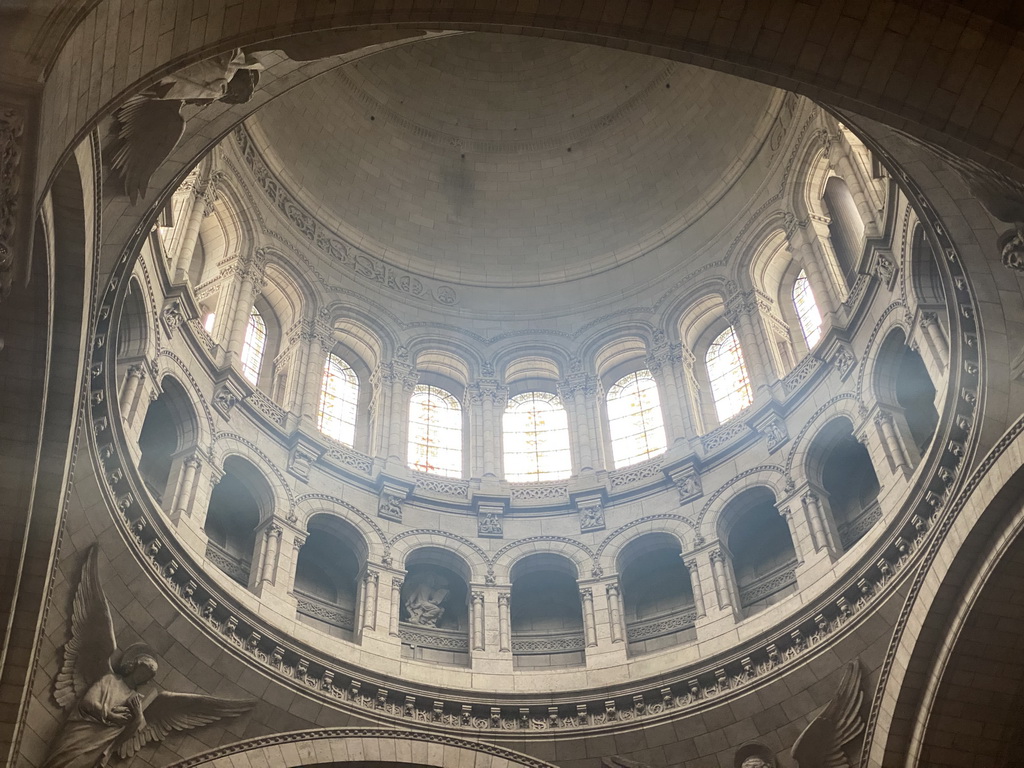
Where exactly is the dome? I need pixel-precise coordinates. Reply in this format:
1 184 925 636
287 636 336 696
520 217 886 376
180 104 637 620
11 8 1024 768
249 33 782 287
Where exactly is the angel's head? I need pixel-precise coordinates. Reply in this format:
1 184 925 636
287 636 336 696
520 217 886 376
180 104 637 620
117 643 159 686
734 744 774 768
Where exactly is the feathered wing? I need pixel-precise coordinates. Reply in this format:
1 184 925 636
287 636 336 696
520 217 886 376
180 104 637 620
115 691 256 759
250 29 427 62
54 546 117 709
791 660 865 768
109 96 185 205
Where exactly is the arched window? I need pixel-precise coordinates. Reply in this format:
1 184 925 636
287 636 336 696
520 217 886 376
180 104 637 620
503 392 571 482
606 370 667 468
239 308 266 385
318 353 359 446
792 269 823 348
408 384 463 478
706 326 752 423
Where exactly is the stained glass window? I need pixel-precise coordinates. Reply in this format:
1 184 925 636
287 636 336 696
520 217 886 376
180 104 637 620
408 385 463 478
706 326 752 423
318 353 359 446
503 392 572 482
792 269 823 348
203 312 216 333
606 370 667 468
239 308 266 385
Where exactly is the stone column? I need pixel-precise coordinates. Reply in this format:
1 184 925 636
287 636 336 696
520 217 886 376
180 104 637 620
681 556 706 619
834 149 881 237
298 320 334 427
258 525 283 587
787 219 843 312
467 377 507 478
226 264 266 366
170 455 201 523
709 549 736 613
171 173 220 283
919 311 949 370
646 335 692 445
370 355 419 460
389 577 404 637
801 490 839 556
580 588 598 648
678 344 706 436
605 582 625 644
558 372 603 473
287 534 307 591
875 409 911 475
361 570 379 632
726 291 772 393
498 591 511 652
119 364 147 427
471 591 485 651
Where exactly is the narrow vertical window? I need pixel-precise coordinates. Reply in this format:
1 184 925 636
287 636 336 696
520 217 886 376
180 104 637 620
503 392 571 482
408 384 463 478
792 269 822 348
706 326 752 423
239 308 266 385
318 353 359 446
606 370 667 468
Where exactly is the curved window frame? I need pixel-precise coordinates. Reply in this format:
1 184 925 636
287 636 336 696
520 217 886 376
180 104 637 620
407 384 464 478
705 326 753 423
792 269 823 349
605 369 667 469
239 308 267 385
502 391 572 482
318 352 360 447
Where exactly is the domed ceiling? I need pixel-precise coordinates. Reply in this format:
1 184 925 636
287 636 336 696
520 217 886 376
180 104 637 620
249 33 783 288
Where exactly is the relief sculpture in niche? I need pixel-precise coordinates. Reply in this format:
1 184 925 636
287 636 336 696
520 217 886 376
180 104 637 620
403 571 450 628
600 659 864 768
44 546 255 767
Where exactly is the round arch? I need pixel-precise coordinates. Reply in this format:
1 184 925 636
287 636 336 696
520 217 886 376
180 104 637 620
163 727 560 768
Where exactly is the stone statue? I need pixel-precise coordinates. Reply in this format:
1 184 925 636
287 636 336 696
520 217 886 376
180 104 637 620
403 572 450 627
108 30 427 204
110 50 265 204
790 659 865 768
44 546 255 767
734 743 775 768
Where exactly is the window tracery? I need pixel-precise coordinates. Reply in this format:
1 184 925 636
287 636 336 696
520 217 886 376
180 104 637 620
706 326 753 423
792 269 822 348
606 370 667 468
318 353 359 446
239 308 266 385
407 384 463 478
502 391 571 482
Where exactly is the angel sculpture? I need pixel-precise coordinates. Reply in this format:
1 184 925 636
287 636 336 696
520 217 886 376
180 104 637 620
44 546 255 768
108 29 427 204
791 659 865 768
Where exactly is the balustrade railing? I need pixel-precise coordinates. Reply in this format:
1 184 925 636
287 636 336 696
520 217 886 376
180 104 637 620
204 540 251 587
738 560 798 608
295 590 356 632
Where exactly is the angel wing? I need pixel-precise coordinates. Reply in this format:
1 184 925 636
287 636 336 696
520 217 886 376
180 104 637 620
247 29 427 62
115 690 256 759
791 660 865 768
109 96 185 205
53 546 117 710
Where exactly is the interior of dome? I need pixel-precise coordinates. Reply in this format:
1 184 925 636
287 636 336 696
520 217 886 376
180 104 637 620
8 7 1024 767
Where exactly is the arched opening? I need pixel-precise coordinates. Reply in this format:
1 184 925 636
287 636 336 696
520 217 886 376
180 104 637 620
203 456 269 588
399 548 471 666
509 554 585 669
704 325 753 424
724 488 798 618
617 533 695 655
605 369 667 468
822 176 865 287
897 346 940 455
503 391 572 482
137 377 198 505
910 223 945 306
294 515 365 641
810 417 881 550
876 328 940 460
407 384 464 478
318 352 360 447
116 276 149 360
